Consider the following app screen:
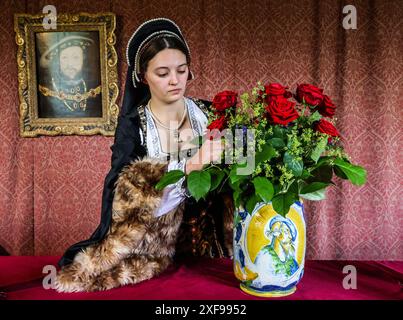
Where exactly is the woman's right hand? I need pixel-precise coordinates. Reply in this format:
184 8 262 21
185 138 224 174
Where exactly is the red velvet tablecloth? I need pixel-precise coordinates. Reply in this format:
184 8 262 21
0 256 401 300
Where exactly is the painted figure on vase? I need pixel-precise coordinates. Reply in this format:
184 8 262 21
253 216 299 282
233 202 306 297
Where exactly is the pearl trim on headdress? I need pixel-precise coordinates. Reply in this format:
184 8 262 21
125 18 192 88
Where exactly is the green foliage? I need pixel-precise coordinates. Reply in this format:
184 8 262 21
300 182 331 194
311 136 328 163
155 170 184 190
187 170 211 201
308 164 333 183
333 158 367 185
156 83 367 215
209 167 226 191
272 192 299 216
253 177 274 202
269 138 285 148
255 143 276 165
299 188 327 201
307 110 322 124
246 194 261 215
283 152 304 177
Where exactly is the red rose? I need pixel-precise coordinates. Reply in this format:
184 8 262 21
283 91 293 99
314 119 340 137
296 83 324 106
263 83 293 101
207 115 226 140
212 90 238 112
265 83 288 96
316 95 336 118
265 96 299 126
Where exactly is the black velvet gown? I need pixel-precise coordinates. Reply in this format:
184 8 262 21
58 97 230 268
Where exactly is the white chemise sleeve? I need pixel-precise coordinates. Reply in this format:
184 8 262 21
154 158 190 217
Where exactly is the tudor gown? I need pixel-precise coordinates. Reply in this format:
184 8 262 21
58 96 232 268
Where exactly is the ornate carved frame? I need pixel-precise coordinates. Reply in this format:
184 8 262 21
14 12 118 137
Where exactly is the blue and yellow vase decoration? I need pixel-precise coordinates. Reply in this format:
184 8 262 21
233 201 306 297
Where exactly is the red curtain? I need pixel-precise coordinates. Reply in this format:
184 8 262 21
0 0 401 259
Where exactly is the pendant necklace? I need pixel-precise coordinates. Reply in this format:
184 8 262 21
148 99 187 144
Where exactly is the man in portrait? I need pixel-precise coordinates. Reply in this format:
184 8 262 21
35 32 102 118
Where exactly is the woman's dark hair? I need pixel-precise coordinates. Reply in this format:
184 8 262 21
139 36 191 80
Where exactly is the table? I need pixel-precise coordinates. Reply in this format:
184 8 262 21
0 256 401 300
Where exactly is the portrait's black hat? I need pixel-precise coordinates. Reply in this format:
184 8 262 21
39 34 94 69
121 18 193 115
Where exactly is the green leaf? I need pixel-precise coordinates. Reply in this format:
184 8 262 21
252 177 274 202
246 194 261 215
316 156 332 168
300 188 327 201
255 143 276 165
287 180 299 194
272 192 299 217
311 136 328 163
309 164 333 183
273 126 286 139
283 152 304 177
334 158 367 186
229 164 250 184
233 189 242 208
300 169 312 179
155 170 185 190
308 110 322 124
300 182 330 194
333 165 348 179
209 168 225 192
273 183 281 195
268 138 285 149
229 177 241 191
187 171 211 201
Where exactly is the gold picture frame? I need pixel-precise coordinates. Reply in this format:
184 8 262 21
14 12 119 137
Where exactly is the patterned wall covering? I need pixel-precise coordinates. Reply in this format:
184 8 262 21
0 0 401 259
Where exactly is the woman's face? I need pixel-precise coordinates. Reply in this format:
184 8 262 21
144 48 189 104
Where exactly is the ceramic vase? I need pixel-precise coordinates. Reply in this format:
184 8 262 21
233 201 306 297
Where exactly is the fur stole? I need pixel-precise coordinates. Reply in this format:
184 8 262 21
54 157 185 292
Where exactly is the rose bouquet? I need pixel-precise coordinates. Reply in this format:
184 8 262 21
157 82 367 216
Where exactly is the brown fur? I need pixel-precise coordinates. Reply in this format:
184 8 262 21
54 157 235 292
54 157 185 292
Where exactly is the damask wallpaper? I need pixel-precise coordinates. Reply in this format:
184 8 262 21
0 0 401 259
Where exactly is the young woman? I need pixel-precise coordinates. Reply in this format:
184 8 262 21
54 18 233 292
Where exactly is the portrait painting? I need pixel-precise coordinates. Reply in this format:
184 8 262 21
14 13 119 136
36 31 102 118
